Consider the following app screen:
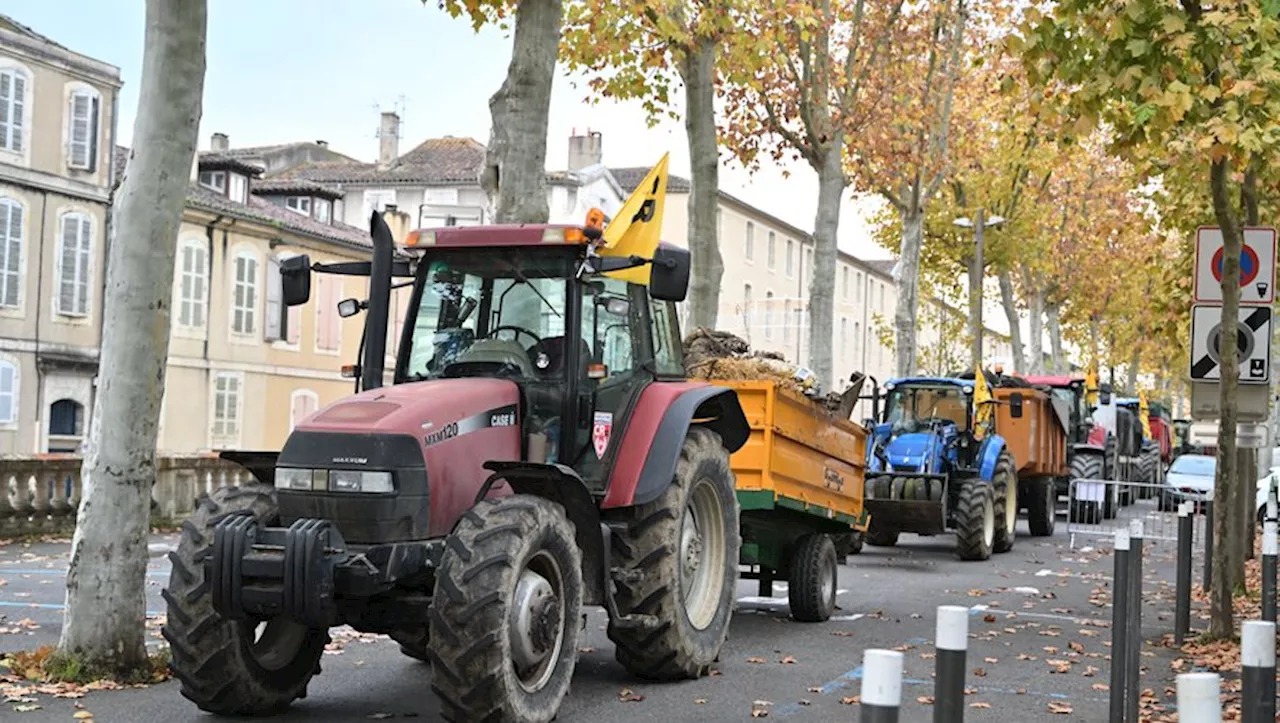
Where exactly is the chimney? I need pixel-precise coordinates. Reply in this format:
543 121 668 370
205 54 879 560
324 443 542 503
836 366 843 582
567 129 603 171
210 132 229 152
379 112 400 169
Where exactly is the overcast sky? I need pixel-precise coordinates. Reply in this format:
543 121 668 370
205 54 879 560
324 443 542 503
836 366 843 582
8 0 893 261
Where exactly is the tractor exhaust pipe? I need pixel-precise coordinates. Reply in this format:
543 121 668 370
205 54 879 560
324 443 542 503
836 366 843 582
362 211 394 391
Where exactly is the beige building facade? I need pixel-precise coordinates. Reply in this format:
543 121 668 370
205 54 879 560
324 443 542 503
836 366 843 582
0 15 122 454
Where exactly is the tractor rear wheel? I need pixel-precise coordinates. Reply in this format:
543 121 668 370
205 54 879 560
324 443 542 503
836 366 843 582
1026 476 1057 537
1138 442 1159 496
1069 450 1111 520
162 484 329 716
992 451 1018 553
788 534 838 623
607 427 740 680
954 478 995 561
429 495 583 723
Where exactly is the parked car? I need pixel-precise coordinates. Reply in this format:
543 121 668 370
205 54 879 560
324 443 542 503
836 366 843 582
1159 454 1215 512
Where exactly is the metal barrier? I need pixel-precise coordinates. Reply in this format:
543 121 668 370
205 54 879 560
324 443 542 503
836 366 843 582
1066 477 1207 549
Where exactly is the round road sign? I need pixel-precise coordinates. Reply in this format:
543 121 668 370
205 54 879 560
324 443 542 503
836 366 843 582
1212 245 1260 287
1206 321 1255 365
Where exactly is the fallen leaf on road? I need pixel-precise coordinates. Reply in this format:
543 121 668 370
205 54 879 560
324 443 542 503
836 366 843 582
1069 641 1085 653
831 630 854 637
970 702 991 709
973 668 987 677
619 688 645 702
1092 683 1109 691
798 699 811 706
14 704 40 712
840 696 859 705
694 699 707 705
73 713 93 720
1017 653 1037 661
983 614 997 623
746 657 766 664
920 652 936 660
983 657 998 663
1083 665 1099 677
807 687 822 693
578 647 596 654
751 700 772 718
1047 702 1074 714
917 696 934 705
779 656 797 664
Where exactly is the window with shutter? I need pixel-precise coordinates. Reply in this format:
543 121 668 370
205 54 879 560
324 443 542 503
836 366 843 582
56 213 92 317
0 69 27 154
0 199 22 308
264 255 283 342
68 91 99 171
177 241 207 328
316 274 342 352
290 390 318 430
212 373 241 438
231 252 258 335
0 360 15 423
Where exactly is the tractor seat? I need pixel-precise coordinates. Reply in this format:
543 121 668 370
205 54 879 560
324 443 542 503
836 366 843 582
444 338 534 377
527 336 591 379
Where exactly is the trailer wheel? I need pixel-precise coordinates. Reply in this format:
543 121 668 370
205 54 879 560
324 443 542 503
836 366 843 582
865 525 900 547
607 427 740 680
992 452 1018 554
1026 476 1057 537
162 484 329 716
954 479 995 561
833 531 863 558
788 534 838 623
429 495 583 723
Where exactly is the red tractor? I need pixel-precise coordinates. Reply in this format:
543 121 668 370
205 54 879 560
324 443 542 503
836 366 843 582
163 214 750 722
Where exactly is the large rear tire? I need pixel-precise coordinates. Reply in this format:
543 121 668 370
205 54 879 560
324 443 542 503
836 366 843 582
607 427 740 680
1026 476 1056 537
992 451 1018 553
788 534 838 623
429 495 583 723
1069 451 1110 519
954 479 995 561
162 485 329 716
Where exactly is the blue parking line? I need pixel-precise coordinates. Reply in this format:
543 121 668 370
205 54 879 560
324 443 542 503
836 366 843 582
0 600 163 616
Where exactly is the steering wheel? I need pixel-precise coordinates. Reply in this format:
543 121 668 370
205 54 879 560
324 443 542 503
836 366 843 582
484 325 542 348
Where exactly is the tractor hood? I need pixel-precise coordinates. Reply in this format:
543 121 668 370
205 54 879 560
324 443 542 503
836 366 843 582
296 377 520 438
883 432 935 472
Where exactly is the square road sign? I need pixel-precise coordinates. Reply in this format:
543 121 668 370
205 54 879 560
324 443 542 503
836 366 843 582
1194 226 1277 304
1189 304 1271 384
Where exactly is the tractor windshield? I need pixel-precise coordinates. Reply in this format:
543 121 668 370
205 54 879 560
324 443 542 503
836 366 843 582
401 248 574 381
884 384 970 432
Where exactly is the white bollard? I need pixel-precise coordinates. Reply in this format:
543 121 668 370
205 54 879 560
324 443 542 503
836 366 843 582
860 649 904 723
934 605 969 723
1176 672 1223 723
1241 620 1277 723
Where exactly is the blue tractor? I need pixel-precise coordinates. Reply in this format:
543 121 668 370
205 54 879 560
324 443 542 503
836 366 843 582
862 375 1022 561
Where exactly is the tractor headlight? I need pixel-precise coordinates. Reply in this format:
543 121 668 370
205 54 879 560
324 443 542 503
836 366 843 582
327 470 394 494
275 467 326 490
274 468 394 493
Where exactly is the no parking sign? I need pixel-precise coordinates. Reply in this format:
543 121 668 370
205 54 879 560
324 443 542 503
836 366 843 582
1194 227 1277 304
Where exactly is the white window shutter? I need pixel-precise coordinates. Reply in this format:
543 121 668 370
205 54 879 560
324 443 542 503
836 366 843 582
0 362 13 423
264 255 283 341
10 74 23 153
0 74 10 150
58 217 78 314
69 93 92 169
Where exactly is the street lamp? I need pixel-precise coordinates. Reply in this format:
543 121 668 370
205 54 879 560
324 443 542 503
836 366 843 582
955 209 1005 368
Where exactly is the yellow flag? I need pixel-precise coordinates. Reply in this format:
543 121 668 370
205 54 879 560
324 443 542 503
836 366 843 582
601 154 669 284
973 366 993 439
1138 390 1151 439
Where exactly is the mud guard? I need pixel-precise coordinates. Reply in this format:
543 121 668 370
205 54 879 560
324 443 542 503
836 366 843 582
217 450 280 486
977 437 1008 481
602 384 749 510
476 461 607 606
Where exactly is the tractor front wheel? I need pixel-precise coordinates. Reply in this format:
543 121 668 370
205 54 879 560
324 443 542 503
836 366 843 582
162 484 329 716
1026 476 1057 537
429 495 583 723
992 451 1018 553
607 427 740 680
954 479 995 561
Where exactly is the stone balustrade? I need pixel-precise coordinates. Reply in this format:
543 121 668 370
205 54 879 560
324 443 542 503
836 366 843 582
0 454 255 538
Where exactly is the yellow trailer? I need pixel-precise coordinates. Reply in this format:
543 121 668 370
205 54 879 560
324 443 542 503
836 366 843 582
715 380 870 622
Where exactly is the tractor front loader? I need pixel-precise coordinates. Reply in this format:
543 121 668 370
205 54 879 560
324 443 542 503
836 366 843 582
163 212 750 723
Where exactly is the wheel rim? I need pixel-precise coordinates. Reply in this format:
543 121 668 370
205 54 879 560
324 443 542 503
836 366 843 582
982 491 995 548
1002 475 1017 537
243 618 310 671
682 477 727 630
509 550 565 693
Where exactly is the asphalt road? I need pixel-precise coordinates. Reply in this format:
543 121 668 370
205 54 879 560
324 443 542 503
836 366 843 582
1 506 1202 722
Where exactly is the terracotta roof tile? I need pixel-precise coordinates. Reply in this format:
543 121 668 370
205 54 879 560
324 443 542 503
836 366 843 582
276 136 487 185
251 178 344 201
185 185 370 248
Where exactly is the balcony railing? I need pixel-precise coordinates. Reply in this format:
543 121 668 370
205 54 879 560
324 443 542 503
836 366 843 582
0 454 255 538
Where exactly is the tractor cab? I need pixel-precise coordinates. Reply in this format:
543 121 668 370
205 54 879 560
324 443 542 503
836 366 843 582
870 377 979 475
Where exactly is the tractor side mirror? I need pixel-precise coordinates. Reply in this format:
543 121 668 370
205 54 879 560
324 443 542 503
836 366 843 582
1009 392 1024 419
649 244 691 302
281 254 312 306
337 298 362 318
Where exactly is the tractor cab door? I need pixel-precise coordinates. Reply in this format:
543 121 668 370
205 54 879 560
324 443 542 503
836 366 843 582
569 277 651 489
